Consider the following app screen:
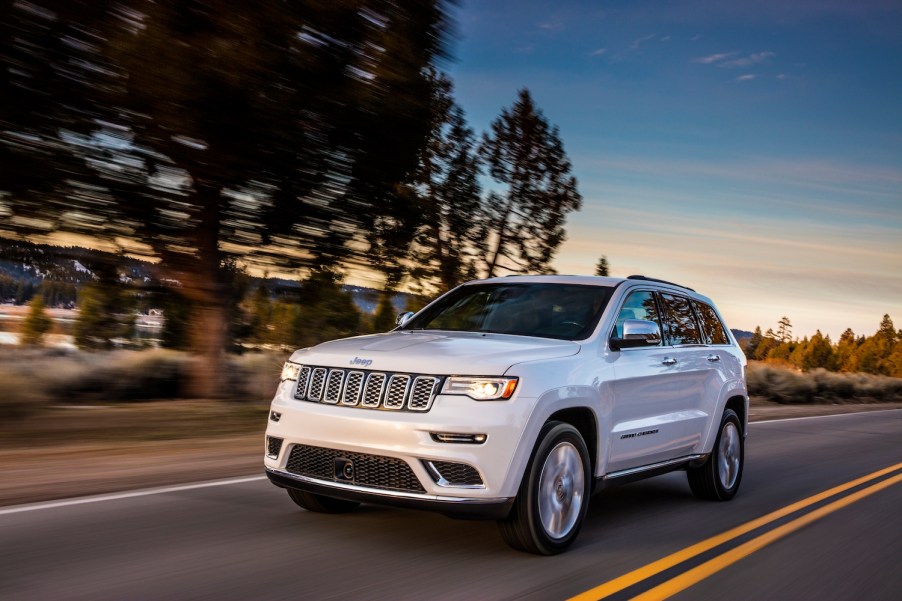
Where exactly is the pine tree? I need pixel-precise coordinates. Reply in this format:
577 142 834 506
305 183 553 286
776 316 792 343
595 255 610 277
406 69 485 293
479 89 582 276
20 295 53 345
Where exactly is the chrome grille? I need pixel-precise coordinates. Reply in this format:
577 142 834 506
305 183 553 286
292 365 442 412
324 369 344 404
361 373 387 407
384 375 411 410
286 444 425 493
409 376 440 411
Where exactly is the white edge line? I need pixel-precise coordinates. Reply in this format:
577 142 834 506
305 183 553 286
751 407 902 425
0 475 267 516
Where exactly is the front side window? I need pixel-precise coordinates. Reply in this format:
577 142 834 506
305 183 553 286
611 290 663 344
659 293 702 345
402 283 613 341
695 301 729 345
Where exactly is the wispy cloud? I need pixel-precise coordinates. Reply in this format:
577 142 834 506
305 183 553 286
723 51 775 67
630 33 657 49
539 20 564 32
588 47 607 57
694 51 738 64
735 74 756 82
694 50 775 68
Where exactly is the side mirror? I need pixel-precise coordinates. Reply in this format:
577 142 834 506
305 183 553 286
610 319 662 350
396 311 415 327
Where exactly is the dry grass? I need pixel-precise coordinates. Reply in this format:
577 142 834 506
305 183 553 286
747 361 902 404
0 347 286 423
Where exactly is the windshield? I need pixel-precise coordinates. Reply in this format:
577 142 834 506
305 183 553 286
402 283 613 341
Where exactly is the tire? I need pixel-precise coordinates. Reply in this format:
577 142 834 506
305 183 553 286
287 488 360 514
498 421 591 555
687 408 744 501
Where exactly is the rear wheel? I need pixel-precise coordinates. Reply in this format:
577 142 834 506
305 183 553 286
687 408 744 501
287 488 360 513
498 421 591 555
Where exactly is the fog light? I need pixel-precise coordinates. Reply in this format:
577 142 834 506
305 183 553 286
430 432 488 444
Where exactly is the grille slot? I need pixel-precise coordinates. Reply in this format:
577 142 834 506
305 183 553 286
409 376 440 411
361 373 387 407
293 365 442 412
384 375 411 410
286 444 425 493
342 371 364 406
324 369 344 404
425 460 484 487
295 366 311 399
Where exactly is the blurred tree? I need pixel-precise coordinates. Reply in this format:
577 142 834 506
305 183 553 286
74 280 136 349
595 255 610 277
1 0 452 396
744 326 764 360
292 270 361 348
479 89 582 276
21 295 53 345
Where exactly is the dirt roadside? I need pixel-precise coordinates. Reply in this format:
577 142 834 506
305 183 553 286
3 400 901 507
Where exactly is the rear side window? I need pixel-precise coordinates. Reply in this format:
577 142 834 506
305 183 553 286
695 301 729 345
612 290 663 344
659 293 702 345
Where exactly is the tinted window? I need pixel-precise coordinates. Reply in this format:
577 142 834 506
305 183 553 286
695 301 729 345
403 283 613 341
612 290 662 345
659 293 702 345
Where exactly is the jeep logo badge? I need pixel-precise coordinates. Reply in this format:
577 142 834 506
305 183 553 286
349 356 373 368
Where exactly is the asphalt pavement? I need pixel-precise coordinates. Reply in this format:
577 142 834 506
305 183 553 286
1 410 900 601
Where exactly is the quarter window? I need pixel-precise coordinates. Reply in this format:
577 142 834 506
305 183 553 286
695 301 729 345
659 293 702 345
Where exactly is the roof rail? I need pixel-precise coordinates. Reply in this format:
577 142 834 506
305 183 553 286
626 275 695 292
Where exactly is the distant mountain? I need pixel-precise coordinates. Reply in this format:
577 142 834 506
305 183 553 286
731 329 754 342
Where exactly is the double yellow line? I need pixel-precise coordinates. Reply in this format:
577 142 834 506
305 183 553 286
568 461 902 601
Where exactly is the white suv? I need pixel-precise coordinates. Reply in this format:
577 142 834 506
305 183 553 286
264 275 747 554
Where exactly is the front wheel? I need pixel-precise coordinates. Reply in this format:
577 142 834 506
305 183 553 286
498 421 591 555
687 408 744 501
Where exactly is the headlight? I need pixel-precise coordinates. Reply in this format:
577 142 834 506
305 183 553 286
442 377 518 400
280 362 302 382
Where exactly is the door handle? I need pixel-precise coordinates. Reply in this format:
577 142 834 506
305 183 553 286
706 354 721 362
662 357 677 366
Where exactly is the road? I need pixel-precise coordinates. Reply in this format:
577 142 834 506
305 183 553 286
1 410 900 601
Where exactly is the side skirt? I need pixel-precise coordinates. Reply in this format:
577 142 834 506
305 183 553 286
593 454 708 493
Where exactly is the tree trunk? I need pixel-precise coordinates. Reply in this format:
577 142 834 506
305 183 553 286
179 182 228 399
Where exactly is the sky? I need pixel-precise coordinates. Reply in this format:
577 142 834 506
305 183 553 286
441 0 902 340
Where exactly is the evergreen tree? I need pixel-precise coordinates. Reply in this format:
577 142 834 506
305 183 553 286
595 255 610 277
20 295 53 345
407 69 485 292
73 266 135 350
479 89 582 276
744 326 763 359
776 316 792 343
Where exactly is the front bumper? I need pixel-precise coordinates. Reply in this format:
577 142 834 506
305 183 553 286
264 380 538 510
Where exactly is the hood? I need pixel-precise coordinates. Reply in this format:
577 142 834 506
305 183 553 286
289 330 580 375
